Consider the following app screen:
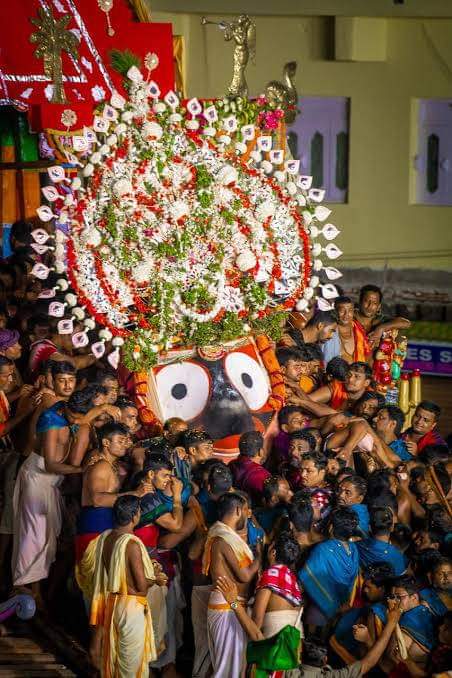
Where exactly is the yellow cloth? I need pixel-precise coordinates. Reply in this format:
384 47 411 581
202 521 254 576
75 533 99 602
89 531 157 677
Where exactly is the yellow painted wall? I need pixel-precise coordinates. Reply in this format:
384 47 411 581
153 11 452 270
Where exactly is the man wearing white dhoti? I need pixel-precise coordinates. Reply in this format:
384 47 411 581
89 495 167 678
202 493 261 678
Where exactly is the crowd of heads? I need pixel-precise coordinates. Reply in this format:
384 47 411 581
0 219 451 674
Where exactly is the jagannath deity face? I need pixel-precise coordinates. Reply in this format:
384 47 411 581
149 338 273 455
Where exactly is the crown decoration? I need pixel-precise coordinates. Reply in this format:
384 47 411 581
33 66 342 371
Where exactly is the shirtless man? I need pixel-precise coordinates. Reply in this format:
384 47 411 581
203 492 261 677
76 421 148 563
89 495 167 675
355 284 411 348
23 360 76 457
11 364 80 601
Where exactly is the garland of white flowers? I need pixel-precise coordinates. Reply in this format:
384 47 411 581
31 66 343 371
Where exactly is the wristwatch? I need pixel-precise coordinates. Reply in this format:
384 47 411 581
229 600 238 610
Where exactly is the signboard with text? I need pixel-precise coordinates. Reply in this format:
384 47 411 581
404 340 452 377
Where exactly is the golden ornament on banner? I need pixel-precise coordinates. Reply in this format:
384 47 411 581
97 0 115 36
30 5 79 104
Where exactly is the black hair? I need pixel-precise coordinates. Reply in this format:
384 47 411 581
301 641 328 668
419 444 450 466
142 437 173 457
416 400 441 420
348 361 373 380
340 474 367 499
208 464 233 495
359 284 383 304
289 430 317 453
0 263 16 286
427 506 452 536
413 548 443 578
97 421 129 446
95 368 119 384
238 430 264 458
369 507 393 536
431 555 452 575
356 390 386 409
263 476 281 503
67 383 106 414
326 356 349 382
277 405 304 428
330 507 359 540
0 356 14 369
379 405 405 437
272 535 301 571
182 430 213 452
367 490 398 515
334 295 353 308
10 219 32 246
276 346 305 367
113 495 140 527
289 501 314 533
300 453 327 470
216 492 246 521
367 469 397 497
163 417 186 430
143 453 173 474
391 523 413 551
392 575 419 596
305 310 337 328
363 561 395 588
304 343 323 362
27 313 50 333
115 396 138 411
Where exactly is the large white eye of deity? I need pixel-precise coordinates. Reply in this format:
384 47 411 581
224 352 269 411
155 361 210 421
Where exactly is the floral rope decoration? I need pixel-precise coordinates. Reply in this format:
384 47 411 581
32 65 342 372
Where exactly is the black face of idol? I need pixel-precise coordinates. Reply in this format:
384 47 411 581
154 346 273 441
198 355 255 439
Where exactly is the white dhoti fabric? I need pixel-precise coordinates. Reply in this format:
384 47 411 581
12 452 62 585
191 584 212 678
207 590 247 678
262 608 304 639
147 583 168 658
150 566 185 669
104 593 152 678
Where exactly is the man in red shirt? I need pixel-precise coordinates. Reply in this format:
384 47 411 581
230 431 271 505
402 400 447 455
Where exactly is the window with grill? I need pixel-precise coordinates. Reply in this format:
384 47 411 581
287 96 350 203
414 98 452 206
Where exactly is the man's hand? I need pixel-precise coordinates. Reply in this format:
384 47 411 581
102 404 121 421
170 476 183 498
215 575 238 604
387 596 403 624
405 440 418 456
353 624 371 644
328 413 350 429
368 326 384 347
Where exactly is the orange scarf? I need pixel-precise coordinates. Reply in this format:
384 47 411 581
352 321 371 362
330 380 349 411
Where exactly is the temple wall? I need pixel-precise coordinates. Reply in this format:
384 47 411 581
153 9 452 271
